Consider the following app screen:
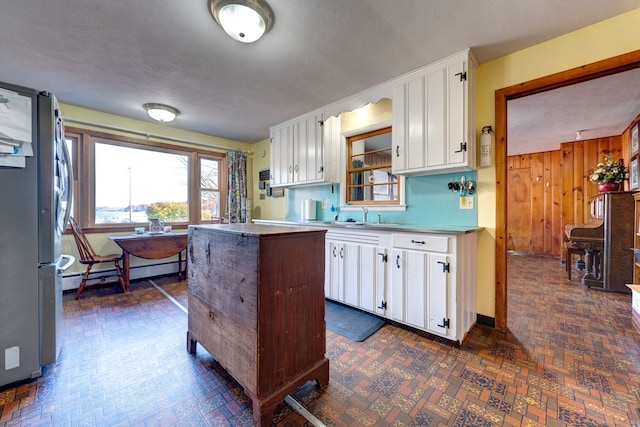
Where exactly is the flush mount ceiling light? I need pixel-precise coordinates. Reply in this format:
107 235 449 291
143 103 180 122
209 0 274 43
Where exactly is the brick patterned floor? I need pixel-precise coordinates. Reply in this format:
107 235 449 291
1 254 640 426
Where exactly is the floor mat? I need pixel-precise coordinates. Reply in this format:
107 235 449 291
325 300 385 342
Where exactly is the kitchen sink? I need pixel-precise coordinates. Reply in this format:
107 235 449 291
329 221 401 227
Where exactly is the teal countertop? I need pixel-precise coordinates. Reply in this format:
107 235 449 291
252 219 482 234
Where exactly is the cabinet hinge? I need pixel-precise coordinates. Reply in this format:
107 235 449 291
437 261 450 273
455 71 467 82
377 301 387 310
454 142 467 153
437 318 450 328
378 252 388 262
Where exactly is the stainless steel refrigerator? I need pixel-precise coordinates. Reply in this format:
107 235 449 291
0 81 73 387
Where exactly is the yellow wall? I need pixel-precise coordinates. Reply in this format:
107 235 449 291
61 104 250 153
251 138 286 219
475 7 640 317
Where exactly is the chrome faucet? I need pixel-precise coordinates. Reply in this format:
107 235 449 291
362 207 368 223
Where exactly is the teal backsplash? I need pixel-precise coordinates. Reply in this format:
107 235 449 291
285 171 477 226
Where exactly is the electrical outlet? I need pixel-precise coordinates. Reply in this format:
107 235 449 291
321 200 328 209
459 197 474 210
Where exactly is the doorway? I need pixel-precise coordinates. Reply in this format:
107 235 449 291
494 49 640 331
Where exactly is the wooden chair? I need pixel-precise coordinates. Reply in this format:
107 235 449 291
68 216 126 299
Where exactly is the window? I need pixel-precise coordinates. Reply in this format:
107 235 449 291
346 127 399 205
94 141 190 224
199 157 222 221
65 127 227 231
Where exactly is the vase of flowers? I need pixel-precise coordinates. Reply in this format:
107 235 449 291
589 156 628 192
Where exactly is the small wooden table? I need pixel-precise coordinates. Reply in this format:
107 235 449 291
109 232 188 290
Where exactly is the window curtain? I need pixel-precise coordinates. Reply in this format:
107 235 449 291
226 151 248 223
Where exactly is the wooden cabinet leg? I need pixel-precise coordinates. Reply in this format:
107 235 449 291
186 331 197 354
252 401 276 427
315 361 330 388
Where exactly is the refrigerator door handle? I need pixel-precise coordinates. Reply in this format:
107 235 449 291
59 254 75 273
60 131 73 233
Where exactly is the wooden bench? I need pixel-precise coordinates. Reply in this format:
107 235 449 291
565 242 585 280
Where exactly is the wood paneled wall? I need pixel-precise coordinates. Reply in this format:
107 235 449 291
507 136 623 257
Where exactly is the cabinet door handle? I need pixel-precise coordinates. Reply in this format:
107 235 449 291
289 165 292 173
396 145 400 157
437 261 450 273
340 247 344 259
437 318 450 328
295 165 298 172
332 247 337 257
454 142 467 153
411 239 425 245
396 254 401 269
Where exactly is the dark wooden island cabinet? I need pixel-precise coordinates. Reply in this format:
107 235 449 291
186 223 329 426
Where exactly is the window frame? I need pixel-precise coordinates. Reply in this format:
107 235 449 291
345 126 400 206
65 127 227 233
195 154 227 223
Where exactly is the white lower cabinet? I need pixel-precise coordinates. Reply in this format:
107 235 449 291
390 249 428 329
325 240 345 302
359 245 387 315
323 227 477 343
390 248 451 336
427 253 450 335
325 240 364 305
324 231 388 316
343 243 360 306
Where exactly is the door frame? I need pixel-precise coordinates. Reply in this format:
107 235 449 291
494 49 640 332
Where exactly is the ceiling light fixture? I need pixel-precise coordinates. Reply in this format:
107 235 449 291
143 103 180 122
575 130 583 140
209 0 274 43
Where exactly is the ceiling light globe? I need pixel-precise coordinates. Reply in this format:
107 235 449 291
148 109 176 122
210 0 273 43
143 103 179 122
219 4 265 43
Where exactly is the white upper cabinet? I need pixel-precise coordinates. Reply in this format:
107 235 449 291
270 112 341 187
270 122 294 186
392 50 477 176
270 49 476 183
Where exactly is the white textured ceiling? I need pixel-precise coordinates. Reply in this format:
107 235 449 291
507 67 640 155
1 1 639 144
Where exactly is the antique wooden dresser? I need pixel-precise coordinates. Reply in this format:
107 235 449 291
187 223 329 426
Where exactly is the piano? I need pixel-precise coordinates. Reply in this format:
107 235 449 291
565 191 634 293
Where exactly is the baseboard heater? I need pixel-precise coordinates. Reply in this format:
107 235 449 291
62 261 180 291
